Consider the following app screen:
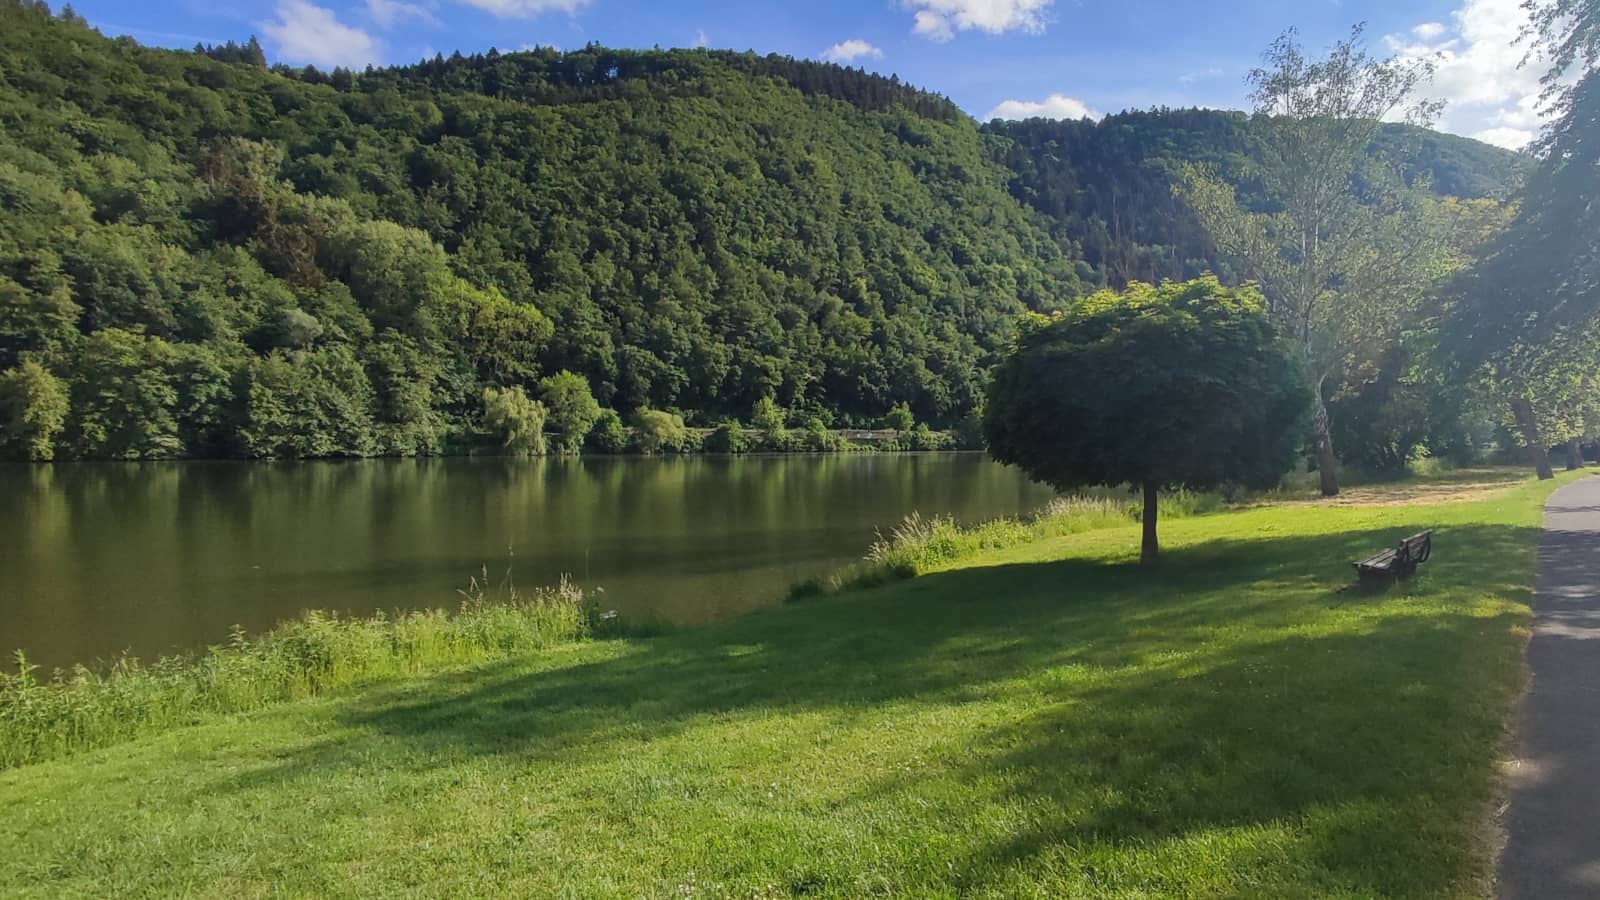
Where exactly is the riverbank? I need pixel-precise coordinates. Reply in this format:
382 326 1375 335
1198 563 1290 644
0 469 1576 896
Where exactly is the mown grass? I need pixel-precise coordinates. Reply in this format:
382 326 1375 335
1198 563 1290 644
791 490 1221 599
0 469 1578 898
0 575 592 770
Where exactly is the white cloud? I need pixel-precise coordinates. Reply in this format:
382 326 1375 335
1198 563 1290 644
905 0 1053 42
985 92 1099 121
1385 0 1548 148
368 0 438 28
262 0 382 69
822 39 884 64
1178 66 1222 85
455 0 591 18
1473 126 1536 149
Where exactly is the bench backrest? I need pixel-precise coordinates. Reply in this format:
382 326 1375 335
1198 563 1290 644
1398 531 1433 565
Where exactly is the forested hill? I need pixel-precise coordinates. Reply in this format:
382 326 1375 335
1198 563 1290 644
0 2 1081 459
0 2 1524 459
985 110 1528 287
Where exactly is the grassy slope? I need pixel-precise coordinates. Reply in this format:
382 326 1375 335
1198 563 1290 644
0 471 1578 898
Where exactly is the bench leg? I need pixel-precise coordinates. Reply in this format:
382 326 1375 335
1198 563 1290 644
1359 569 1397 592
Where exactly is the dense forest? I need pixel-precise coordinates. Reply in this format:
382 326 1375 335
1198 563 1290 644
986 110 1528 288
0 0 1525 459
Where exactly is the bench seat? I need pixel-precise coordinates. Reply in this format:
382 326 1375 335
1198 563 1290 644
1353 530 1433 589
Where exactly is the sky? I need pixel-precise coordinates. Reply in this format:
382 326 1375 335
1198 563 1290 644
68 0 1551 149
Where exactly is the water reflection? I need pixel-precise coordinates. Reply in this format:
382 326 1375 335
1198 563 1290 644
0 454 1055 669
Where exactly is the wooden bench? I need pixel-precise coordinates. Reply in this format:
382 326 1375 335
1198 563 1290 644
1353 530 1434 589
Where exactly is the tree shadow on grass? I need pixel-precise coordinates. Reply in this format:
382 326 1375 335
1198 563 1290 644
208 520 1539 893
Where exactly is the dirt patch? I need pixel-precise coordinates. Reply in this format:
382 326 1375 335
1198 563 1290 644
1275 468 1536 508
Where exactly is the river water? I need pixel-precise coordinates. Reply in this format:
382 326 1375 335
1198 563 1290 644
1 453 1055 669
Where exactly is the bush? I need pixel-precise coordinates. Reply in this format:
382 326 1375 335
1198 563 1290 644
705 420 751 453
881 402 915 432
952 409 986 450
586 409 629 453
482 385 547 455
903 423 951 451
804 419 845 452
631 409 691 454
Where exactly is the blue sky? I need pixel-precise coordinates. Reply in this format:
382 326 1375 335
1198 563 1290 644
69 0 1547 148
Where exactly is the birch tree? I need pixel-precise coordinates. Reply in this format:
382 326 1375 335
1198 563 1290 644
1177 26 1445 496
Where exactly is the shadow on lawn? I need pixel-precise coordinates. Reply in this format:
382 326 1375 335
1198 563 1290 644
221 519 1540 892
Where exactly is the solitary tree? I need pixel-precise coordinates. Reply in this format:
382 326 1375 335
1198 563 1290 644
984 278 1309 565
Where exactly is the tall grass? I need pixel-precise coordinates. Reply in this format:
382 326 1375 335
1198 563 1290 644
789 490 1221 600
0 574 593 770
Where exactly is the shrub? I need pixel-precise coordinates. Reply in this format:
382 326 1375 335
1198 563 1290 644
631 409 691 454
586 409 629 453
903 423 951 451
881 402 915 433
705 420 751 453
804 419 845 452
482 385 547 455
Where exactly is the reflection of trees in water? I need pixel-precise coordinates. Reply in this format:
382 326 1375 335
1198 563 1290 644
2 456 1056 669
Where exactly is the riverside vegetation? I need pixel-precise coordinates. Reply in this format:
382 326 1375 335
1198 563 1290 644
0 466 1576 896
0 487 1188 769
0 2 1526 462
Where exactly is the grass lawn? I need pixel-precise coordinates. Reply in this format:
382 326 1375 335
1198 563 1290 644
0 470 1579 898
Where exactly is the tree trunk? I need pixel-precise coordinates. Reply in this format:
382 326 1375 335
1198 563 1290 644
1510 397 1555 480
1141 480 1159 566
1568 437 1584 471
1312 384 1340 497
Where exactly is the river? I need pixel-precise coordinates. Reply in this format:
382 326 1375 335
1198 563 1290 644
1 453 1056 669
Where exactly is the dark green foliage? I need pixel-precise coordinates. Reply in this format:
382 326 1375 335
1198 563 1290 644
903 423 952 451
0 2 1082 457
984 279 1309 561
881 402 915 432
705 420 750 454
585 409 629 454
238 348 378 459
0 5 1526 458
986 110 1526 287
951 408 986 450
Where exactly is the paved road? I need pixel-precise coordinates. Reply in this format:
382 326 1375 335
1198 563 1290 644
1500 476 1600 899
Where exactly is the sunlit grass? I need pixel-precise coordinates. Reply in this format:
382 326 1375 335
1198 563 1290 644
0 574 592 770
0 468 1578 897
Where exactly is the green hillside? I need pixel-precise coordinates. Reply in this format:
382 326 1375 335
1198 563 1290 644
0 1 1526 459
985 109 1528 287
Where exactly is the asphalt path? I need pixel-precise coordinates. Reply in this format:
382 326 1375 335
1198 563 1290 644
1499 476 1600 899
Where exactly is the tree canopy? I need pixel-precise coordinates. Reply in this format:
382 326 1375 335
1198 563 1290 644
984 278 1309 563
0 1 1531 461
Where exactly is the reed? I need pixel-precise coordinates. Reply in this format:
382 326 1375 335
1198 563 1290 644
0 573 593 770
789 490 1220 600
